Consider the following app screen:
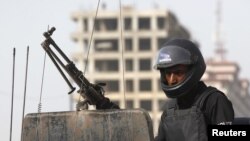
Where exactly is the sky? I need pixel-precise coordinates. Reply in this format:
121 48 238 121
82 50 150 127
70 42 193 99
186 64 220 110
1 0 250 140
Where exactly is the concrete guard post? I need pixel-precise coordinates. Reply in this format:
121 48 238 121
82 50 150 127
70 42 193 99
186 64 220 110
22 109 154 141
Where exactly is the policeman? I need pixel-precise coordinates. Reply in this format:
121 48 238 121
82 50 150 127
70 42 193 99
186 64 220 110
154 38 234 141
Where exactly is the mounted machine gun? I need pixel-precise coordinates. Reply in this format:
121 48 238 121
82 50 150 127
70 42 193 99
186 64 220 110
21 27 153 141
41 27 119 110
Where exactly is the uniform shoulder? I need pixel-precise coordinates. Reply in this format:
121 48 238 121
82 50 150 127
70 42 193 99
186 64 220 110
205 87 232 107
207 87 227 99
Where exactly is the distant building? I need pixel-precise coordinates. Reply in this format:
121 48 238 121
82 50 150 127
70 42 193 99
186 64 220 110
203 57 250 117
70 6 250 135
203 0 250 118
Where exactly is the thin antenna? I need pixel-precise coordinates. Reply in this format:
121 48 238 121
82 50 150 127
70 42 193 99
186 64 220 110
83 0 101 75
21 46 29 141
35 51 47 141
38 52 47 113
35 26 49 141
119 0 127 108
9 47 16 141
37 25 49 113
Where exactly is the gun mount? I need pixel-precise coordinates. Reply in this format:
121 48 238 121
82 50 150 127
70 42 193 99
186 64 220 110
41 27 119 110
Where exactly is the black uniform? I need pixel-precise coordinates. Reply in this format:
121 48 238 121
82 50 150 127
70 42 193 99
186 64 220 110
155 81 234 141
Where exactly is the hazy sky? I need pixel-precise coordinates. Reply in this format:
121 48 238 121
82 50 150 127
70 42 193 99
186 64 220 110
1 0 250 140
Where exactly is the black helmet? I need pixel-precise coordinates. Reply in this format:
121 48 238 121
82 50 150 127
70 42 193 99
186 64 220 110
154 38 206 98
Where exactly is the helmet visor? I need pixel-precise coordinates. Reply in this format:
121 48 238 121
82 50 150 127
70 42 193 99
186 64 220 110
154 45 194 69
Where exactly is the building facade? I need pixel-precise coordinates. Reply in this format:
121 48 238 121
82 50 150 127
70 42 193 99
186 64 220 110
203 58 250 117
70 6 250 135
